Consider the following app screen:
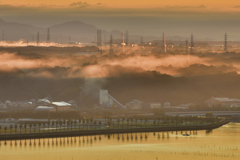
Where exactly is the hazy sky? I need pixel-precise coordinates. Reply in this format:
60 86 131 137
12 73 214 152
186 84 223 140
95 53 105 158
1 1 240 40
2 0 240 8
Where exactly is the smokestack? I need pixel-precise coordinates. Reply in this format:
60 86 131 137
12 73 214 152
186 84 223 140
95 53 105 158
186 39 188 54
190 33 194 54
163 33 166 52
109 34 113 54
224 33 228 52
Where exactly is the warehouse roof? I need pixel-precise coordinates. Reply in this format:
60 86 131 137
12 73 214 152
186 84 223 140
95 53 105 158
52 101 71 107
35 106 54 111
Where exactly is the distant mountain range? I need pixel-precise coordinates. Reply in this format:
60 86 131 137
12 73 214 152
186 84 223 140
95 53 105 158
0 19 213 43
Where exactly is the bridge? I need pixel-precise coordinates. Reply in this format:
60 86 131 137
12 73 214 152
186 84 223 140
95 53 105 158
165 111 240 117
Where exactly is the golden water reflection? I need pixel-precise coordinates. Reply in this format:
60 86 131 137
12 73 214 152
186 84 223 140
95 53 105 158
0 123 240 160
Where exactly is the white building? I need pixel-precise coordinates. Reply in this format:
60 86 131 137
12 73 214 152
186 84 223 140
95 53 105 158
51 101 71 111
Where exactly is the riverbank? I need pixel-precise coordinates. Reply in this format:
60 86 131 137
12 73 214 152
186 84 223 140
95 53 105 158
0 118 231 141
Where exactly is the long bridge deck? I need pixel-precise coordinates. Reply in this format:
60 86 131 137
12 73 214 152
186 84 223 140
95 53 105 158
0 119 231 141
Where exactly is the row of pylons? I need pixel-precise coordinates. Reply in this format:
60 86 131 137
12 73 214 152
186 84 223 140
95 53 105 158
0 29 229 53
95 29 230 54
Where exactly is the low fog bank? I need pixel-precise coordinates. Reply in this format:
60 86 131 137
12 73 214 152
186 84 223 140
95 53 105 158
1 50 240 106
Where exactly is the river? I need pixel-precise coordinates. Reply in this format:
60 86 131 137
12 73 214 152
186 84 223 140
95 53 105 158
0 122 239 160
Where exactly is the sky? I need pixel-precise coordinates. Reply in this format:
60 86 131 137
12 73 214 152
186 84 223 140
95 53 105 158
2 0 240 9
1 1 240 40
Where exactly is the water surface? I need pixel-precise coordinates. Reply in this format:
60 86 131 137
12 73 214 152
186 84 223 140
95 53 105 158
0 123 239 160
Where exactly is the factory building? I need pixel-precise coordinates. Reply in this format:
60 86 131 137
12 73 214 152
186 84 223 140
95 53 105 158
51 101 71 111
205 97 240 107
35 106 56 112
126 100 144 110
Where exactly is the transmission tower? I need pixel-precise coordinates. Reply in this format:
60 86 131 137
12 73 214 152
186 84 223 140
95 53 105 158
224 33 228 52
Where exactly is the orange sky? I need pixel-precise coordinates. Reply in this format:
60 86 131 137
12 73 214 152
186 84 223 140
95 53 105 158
1 0 240 40
2 0 240 9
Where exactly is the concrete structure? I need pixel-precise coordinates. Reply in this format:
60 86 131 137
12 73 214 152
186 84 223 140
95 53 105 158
51 101 71 111
126 100 144 110
35 106 56 112
100 90 110 106
205 97 240 107
99 90 126 109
